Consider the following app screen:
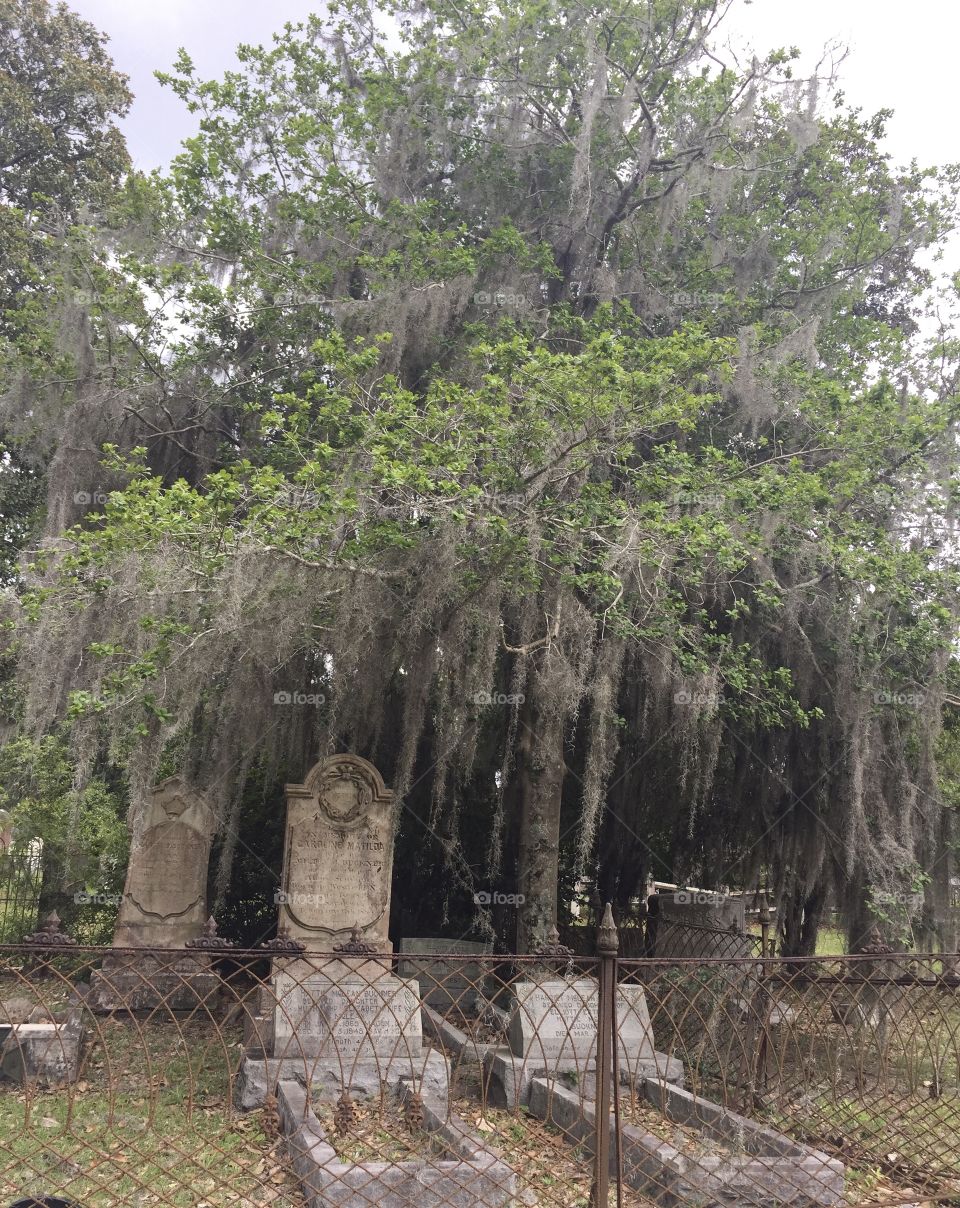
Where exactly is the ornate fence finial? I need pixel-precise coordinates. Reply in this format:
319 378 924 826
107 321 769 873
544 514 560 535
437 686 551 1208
333 925 378 956
186 915 236 949
259 926 306 955
531 924 574 977
23 911 76 946
533 925 573 960
597 901 619 957
334 1089 356 1136
858 924 893 957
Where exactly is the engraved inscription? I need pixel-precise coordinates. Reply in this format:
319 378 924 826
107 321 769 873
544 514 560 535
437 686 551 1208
509 979 599 1060
127 821 206 920
272 975 421 1058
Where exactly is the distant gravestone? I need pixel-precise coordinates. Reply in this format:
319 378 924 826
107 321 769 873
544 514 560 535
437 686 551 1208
398 938 493 1012
279 754 394 951
91 776 219 1011
657 891 745 933
113 776 217 947
653 891 753 959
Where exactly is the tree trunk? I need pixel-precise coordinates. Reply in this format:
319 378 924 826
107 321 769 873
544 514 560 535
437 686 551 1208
927 807 956 955
780 881 827 957
515 689 566 953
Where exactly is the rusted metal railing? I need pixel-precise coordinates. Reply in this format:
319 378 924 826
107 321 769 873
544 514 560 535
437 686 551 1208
0 926 957 1206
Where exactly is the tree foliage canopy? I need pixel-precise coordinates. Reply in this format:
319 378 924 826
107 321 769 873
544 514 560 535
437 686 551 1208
2 0 959 950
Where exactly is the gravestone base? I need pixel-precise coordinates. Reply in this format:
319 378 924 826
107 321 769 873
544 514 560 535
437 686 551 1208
271 971 423 1059
236 1048 451 1111
237 965 450 1111
482 1045 685 1108
90 952 220 1013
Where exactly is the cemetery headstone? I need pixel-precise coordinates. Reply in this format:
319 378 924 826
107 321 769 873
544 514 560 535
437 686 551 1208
91 776 219 1011
279 752 394 951
484 971 675 1107
653 890 753 959
237 754 450 1110
398 938 494 1012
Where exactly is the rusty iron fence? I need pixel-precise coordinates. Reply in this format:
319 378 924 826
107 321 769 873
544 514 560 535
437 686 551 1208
0 844 42 945
561 915 763 961
0 919 958 1206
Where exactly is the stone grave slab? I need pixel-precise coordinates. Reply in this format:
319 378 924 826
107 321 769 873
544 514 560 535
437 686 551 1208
0 1007 84 1087
484 978 676 1107
397 938 493 1012
508 978 598 1061
272 971 422 1060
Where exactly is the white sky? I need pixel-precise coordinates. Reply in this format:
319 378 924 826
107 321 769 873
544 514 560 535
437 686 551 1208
69 0 959 177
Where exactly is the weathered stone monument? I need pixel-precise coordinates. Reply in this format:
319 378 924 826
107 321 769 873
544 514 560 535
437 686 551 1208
651 890 754 959
397 937 494 1013
278 753 394 951
237 754 449 1109
91 775 219 1011
483 972 677 1107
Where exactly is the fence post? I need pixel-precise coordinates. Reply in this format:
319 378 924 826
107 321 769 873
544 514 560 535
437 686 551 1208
753 890 772 1104
594 901 619 1208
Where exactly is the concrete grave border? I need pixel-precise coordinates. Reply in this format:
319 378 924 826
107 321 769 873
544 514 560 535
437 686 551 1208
277 1077 518 1207
528 1075 845 1207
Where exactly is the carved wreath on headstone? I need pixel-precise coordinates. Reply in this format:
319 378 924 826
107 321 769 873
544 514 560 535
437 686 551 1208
313 763 375 827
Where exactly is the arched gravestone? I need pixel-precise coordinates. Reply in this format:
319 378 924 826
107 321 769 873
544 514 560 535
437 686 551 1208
90 776 219 1011
279 754 394 952
237 755 450 1109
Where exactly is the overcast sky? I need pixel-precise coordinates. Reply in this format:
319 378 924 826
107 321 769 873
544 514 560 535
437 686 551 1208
65 0 957 297
68 0 956 176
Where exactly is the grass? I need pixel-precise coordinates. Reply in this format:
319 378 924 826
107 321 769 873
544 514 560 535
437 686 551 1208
0 1014 303 1207
815 927 848 956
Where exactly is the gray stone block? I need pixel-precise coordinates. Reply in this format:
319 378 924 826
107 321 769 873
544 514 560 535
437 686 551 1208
398 938 493 1013
0 1007 84 1087
236 1048 450 1111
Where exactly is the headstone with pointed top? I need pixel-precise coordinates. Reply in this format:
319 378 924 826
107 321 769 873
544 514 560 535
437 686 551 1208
90 776 220 1011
